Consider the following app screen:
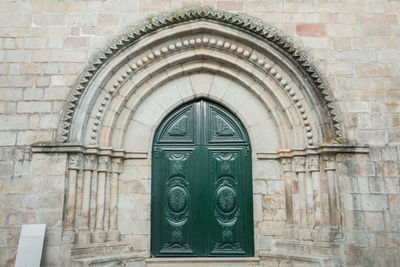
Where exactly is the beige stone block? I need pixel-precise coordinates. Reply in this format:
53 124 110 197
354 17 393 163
32 155 67 176
263 208 286 221
139 0 170 12
17 101 51 113
119 179 148 195
259 221 285 236
356 62 392 77
6 51 32 63
257 235 272 250
249 121 280 152
50 50 87 62
132 235 149 251
152 80 183 111
44 87 70 100
97 14 119 26
5 212 35 227
132 93 165 127
0 161 14 177
267 180 285 195
137 165 151 179
253 180 268 195
0 177 40 193
327 24 353 37
17 130 54 145
254 160 280 179
253 194 263 222
190 73 214 96
229 90 266 124
365 212 385 231
34 14 65 26
208 75 231 100
389 194 400 214
302 37 328 49
262 195 286 209
356 24 393 37
0 131 17 146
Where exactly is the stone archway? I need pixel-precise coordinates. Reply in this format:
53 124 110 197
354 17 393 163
32 8 369 266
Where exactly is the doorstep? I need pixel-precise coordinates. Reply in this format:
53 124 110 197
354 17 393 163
146 257 261 267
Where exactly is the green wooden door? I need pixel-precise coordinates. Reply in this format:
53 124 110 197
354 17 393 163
151 100 254 257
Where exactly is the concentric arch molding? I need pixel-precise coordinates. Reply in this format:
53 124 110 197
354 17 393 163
60 7 343 144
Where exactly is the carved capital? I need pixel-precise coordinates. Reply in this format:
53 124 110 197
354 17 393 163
323 154 336 171
68 153 83 170
306 155 319 171
281 158 292 172
83 154 96 170
111 158 122 173
293 156 306 172
98 156 110 172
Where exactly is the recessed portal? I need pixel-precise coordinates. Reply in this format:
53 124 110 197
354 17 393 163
151 99 254 257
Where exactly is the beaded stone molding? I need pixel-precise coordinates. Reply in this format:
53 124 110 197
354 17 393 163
61 7 342 143
88 35 315 146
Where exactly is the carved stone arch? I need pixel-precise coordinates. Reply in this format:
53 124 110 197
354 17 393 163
30 8 371 266
60 8 344 147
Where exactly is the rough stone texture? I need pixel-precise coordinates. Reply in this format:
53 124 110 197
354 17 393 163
0 0 400 266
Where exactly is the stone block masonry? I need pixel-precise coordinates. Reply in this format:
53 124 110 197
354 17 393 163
0 0 400 266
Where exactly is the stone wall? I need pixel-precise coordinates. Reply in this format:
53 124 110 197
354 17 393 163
0 1 399 266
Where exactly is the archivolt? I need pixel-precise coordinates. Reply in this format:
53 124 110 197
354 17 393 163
60 8 344 148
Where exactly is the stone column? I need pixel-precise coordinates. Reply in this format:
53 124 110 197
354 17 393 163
78 154 96 244
281 158 293 225
106 157 121 241
104 171 111 231
63 153 82 242
306 155 321 226
293 157 307 226
324 154 339 227
93 156 110 243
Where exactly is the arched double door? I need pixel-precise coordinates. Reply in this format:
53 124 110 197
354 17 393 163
151 99 254 257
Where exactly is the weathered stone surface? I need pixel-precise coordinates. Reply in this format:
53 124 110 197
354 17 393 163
0 1 399 266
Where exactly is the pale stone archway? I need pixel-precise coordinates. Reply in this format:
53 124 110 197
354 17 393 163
32 8 368 266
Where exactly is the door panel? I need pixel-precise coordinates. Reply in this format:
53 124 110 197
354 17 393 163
207 147 251 256
205 102 248 145
153 148 196 256
151 100 254 257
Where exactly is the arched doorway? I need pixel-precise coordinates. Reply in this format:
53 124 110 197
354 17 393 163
151 99 254 257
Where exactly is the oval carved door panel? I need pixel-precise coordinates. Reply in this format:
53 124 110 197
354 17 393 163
151 100 254 257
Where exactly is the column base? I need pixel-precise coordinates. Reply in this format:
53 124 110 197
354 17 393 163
93 230 106 243
77 229 92 244
106 229 120 242
62 229 76 243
